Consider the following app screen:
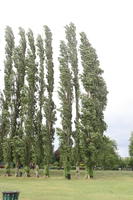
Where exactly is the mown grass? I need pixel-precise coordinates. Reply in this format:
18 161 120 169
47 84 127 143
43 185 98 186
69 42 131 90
0 170 133 200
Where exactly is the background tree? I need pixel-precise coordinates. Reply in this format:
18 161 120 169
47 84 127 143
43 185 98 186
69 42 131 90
79 32 108 178
128 132 133 169
43 26 56 177
97 136 119 169
119 157 130 170
65 23 80 175
57 41 73 179
129 132 133 156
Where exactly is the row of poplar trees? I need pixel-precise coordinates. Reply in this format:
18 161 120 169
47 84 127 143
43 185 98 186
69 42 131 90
0 23 108 179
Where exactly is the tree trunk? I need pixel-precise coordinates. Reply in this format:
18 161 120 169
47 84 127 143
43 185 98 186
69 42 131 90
44 164 49 177
5 166 11 176
15 163 21 177
24 166 30 177
64 165 71 180
86 165 93 179
75 164 80 178
89 165 93 178
15 167 19 177
35 165 39 177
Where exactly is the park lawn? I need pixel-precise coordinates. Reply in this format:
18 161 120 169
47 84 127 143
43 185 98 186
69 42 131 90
0 171 133 200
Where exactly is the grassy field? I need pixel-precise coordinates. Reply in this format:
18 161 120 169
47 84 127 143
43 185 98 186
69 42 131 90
0 170 133 200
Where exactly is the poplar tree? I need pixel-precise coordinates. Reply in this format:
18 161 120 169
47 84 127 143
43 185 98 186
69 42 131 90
58 41 73 179
13 27 26 137
12 27 26 176
2 26 14 136
44 26 56 176
24 29 37 176
65 23 80 175
2 26 15 175
34 35 45 172
79 32 108 178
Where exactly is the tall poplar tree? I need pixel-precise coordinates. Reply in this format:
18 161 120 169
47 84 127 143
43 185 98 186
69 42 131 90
79 32 108 178
3 26 15 137
24 29 37 176
57 41 73 179
2 26 15 175
13 27 26 137
12 27 26 176
43 26 56 176
34 34 45 170
65 23 80 174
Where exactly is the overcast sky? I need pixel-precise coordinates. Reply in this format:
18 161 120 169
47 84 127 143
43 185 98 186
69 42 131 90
0 0 133 157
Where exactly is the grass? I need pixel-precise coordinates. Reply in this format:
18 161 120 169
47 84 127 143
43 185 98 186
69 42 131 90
0 170 133 200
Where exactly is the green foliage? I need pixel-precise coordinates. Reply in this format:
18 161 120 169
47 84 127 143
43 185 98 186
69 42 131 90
2 27 15 174
119 157 130 169
43 26 56 176
11 28 26 139
97 136 120 169
4 26 15 107
2 138 13 174
35 35 45 166
2 26 15 139
128 132 133 170
79 32 108 178
129 132 133 157
57 41 73 178
12 136 25 166
65 23 80 169
22 29 38 173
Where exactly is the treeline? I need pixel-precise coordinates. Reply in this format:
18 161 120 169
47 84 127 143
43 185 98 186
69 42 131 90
0 23 109 179
54 138 121 171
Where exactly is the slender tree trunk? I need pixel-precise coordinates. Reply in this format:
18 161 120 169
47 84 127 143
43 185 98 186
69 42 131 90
64 156 71 180
15 163 20 177
15 167 19 177
85 164 93 179
44 163 49 177
76 164 80 178
5 164 11 176
24 166 30 177
35 165 39 177
65 168 71 180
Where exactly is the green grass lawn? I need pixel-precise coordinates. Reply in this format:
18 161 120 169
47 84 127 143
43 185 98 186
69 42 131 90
0 170 133 200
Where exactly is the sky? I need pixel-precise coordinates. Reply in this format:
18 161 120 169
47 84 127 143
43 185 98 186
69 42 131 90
0 0 133 157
